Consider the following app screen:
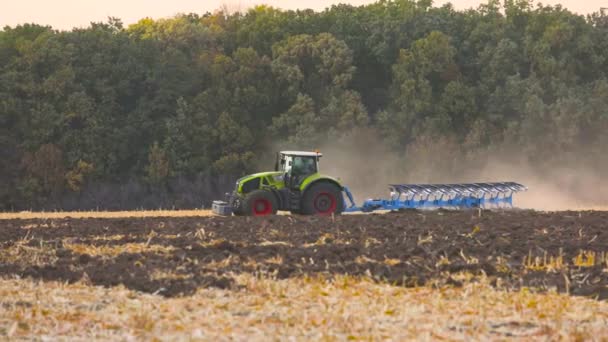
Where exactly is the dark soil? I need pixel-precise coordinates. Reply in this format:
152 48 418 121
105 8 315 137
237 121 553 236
1 210 607 298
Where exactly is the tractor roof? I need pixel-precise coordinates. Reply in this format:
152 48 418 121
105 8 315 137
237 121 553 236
280 151 323 157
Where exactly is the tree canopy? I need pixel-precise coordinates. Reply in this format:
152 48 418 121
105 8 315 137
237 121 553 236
1 0 607 210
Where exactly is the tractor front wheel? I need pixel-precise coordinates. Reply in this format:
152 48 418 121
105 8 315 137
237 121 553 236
300 182 344 215
242 190 278 216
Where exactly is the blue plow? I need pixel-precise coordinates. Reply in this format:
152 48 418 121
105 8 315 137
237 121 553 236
342 182 527 213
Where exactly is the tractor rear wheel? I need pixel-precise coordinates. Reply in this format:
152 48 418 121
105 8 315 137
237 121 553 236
242 190 278 216
300 182 344 215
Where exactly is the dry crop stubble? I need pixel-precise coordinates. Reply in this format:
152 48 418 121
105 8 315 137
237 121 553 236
0 209 214 220
0 275 608 340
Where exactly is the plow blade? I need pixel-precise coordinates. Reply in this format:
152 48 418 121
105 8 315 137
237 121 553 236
343 182 527 212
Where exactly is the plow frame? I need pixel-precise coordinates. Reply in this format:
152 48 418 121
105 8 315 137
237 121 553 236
342 182 527 213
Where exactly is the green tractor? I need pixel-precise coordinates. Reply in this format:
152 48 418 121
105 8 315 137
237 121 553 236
213 151 345 216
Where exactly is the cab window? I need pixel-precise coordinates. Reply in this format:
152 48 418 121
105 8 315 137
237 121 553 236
291 156 317 175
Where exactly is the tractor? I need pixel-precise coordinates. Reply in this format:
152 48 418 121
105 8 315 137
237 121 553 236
214 151 344 216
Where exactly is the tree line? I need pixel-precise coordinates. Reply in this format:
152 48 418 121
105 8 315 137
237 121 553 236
1 0 607 210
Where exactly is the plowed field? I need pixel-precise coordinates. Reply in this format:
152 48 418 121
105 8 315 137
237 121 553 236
1 210 607 299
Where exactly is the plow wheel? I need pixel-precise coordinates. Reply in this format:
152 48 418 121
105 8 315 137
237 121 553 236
301 182 344 215
243 190 278 216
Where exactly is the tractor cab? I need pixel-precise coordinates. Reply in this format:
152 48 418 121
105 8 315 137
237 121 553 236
276 151 321 188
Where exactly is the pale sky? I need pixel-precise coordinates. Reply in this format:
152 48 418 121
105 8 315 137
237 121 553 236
2 0 607 30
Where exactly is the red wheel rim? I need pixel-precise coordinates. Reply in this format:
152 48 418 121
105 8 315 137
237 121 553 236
313 192 337 215
252 198 272 216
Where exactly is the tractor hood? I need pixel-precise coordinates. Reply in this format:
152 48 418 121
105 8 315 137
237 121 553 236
235 171 285 194
236 171 284 184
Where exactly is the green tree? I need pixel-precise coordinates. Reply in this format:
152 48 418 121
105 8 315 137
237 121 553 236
271 33 368 145
145 142 170 185
19 144 66 203
380 31 458 146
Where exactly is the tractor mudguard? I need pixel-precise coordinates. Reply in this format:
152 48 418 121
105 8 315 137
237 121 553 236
299 173 342 193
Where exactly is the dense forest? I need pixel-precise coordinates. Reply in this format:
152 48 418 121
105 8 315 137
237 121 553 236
1 0 607 210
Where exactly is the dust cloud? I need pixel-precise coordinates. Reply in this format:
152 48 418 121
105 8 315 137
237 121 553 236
313 128 608 211
258 127 607 211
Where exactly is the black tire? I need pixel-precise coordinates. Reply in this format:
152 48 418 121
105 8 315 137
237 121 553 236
242 190 278 216
233 204 244 216
231 197 244 216
300 182 344 215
